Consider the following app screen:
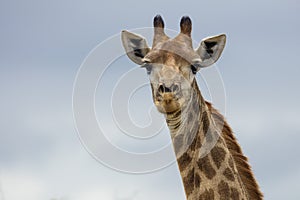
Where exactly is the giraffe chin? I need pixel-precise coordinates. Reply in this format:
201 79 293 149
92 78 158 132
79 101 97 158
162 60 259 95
154 99 181 114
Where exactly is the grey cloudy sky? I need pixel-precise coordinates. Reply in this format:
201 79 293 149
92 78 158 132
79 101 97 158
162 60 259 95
0 0 300 199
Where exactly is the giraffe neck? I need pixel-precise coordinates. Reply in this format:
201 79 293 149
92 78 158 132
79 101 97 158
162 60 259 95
166 80 249 200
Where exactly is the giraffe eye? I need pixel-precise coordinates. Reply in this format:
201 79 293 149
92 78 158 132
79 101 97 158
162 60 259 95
190 65 198 74
190 63 201 74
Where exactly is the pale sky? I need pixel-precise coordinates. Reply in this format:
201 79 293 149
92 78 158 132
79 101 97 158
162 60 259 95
0 0 300 199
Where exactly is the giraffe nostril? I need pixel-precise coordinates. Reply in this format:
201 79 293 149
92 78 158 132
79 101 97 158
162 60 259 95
171 84 180 93
164 86 171 93
158 83 171 93
158 83 180 94
158 84 165 93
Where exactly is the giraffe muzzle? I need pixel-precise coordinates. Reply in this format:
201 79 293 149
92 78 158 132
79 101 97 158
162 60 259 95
158 83 180 94
156 83 182 104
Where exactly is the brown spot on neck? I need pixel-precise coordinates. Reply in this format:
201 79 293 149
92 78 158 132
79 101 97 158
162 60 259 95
183 168 195 196
177 152 192 172
194 173 201 188
223 167 235 182
218 180 230 200
197 155 216 180
199 188 214 200
231 187 240 200
211 146 226 169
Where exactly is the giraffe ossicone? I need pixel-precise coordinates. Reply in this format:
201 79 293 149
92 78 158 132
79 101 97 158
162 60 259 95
121 15 263 200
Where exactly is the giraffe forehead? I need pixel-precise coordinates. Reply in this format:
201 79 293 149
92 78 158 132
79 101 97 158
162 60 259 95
164 54 178 66
147 39 198 66
147 50 193 68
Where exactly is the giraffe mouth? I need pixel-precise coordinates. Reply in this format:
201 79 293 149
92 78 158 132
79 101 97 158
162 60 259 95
155 92 182 114
156 92 180 102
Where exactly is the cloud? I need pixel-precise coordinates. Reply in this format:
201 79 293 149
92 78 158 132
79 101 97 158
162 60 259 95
0 169 45 200
1 0 300 199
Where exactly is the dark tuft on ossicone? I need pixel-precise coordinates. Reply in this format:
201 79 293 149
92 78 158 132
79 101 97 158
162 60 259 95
153 14 165 28
180 16 192 36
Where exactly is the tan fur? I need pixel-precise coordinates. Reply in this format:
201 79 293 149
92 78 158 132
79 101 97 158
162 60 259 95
207 102 264 199
121 15 263 200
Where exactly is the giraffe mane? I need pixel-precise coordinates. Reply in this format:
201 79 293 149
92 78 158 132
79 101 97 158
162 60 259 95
206 101 264 200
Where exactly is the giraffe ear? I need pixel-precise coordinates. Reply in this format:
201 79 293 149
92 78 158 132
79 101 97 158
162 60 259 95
195 34 226 67
121 30 150 65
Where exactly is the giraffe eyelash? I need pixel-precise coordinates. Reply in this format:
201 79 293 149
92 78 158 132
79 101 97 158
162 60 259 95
190 65 198 74
190 63 201 74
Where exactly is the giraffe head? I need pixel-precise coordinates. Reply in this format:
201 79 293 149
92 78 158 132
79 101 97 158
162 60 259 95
121 15 226 114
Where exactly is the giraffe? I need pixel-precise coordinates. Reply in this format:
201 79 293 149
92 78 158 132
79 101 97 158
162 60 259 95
121 15 263 200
